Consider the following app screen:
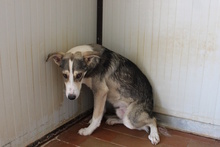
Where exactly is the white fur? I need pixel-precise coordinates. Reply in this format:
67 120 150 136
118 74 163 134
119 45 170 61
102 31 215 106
67 45 93 54
114 101 128 119
106 117 123 125
78 116 102 136
123 115 135 129
148 124 160 145
138 126 149 133
65 60 80 98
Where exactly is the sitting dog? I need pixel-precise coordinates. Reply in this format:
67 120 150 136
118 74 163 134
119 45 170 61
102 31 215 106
46 44 160 145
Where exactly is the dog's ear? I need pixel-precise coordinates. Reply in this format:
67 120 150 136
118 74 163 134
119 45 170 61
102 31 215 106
46 52 65 66
83 51 100 67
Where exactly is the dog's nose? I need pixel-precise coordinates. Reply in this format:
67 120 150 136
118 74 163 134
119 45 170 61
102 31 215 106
68 94 76 100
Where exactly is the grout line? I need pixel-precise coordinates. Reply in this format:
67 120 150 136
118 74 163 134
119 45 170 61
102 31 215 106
40 138 57 147
56 137 72 145
102 127 148 141
90 136 125 147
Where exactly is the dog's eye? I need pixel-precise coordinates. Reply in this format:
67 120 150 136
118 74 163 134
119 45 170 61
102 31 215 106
76 73 83 79
63 73 68 79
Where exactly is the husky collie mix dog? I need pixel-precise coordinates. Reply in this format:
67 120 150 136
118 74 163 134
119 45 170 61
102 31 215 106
46 44 160 145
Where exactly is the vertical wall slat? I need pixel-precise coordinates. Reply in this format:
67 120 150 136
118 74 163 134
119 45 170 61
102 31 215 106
199 0 220 121
179 0 193 115
15 0 30 144
214 0 220 125
184 0 200 116
30 0 43 139
155 0 169 109
143 0 154 78
23 0 37 142
44 0 53 132
36 0 44 135
5 0 18 141
0 1 9 145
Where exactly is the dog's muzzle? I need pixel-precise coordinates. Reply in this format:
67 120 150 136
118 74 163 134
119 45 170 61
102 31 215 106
68 94 76 100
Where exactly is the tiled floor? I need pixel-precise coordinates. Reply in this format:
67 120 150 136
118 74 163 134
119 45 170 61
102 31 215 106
42 116 220 147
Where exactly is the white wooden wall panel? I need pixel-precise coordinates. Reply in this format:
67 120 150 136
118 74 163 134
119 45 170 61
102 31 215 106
0 0 96 146
103 0 220 126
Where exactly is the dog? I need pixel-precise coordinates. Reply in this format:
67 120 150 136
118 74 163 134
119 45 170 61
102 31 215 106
46 44 160 145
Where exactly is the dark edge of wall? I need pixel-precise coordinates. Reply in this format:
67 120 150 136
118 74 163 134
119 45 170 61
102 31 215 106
27 109 93 147
97 0 103 45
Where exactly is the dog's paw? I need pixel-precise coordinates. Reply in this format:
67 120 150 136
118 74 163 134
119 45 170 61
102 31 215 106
78 128 92 136
106 118 122 125
148 132 160 145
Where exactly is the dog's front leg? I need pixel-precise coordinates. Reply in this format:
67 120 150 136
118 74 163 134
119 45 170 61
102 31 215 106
78 88 108 136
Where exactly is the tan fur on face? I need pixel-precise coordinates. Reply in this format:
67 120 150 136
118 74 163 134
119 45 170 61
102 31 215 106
73 71 84 82
62 70 70 82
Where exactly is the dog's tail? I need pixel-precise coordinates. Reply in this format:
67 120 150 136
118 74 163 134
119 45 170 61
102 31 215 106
158 126 171 137
154 114 171 137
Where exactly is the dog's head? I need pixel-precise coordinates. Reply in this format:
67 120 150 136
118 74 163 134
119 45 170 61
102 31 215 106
46 50 100 100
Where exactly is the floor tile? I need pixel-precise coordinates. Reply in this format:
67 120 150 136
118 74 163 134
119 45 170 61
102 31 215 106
159 134 190 147
111 133 154 147
102 123 147 138
188 140 219 147
91 127 118 141
215 140 220 146
42 140 75 147
169 129 217 144
80 137 122 147
57 123 88 146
